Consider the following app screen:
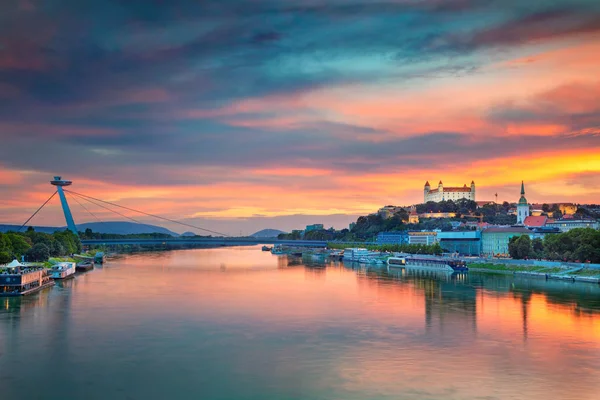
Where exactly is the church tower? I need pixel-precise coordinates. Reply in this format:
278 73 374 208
517 181 530 225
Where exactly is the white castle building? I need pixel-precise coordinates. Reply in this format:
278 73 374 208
424 180 476 203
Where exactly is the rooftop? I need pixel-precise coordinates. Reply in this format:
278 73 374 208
483 226 532 234
523 216 547 227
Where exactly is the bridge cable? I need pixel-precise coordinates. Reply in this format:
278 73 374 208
66 191 157 229
66 191 105 226
64 189 230 237
18 191 58 232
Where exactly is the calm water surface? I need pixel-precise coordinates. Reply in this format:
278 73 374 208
1 247 600 400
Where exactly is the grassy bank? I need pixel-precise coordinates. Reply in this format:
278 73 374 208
469 263 565 274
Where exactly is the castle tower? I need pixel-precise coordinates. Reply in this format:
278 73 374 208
50 176 78 234
470 180 476 201
438 180 443 192
424 181 430 202
516 181 530 225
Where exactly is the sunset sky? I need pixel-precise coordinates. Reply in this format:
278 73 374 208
1 0 599 234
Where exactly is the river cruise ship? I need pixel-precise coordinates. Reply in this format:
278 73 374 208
343 248 376 262
51 262 76 279
387 256 468 272
0 260 55 297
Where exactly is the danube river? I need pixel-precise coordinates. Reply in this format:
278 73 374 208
2 247 600 400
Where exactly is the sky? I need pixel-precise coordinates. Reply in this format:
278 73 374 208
0 0 599 235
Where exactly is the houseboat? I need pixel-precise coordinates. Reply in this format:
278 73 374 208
50 262 76 279
387 256 468 272
0 260 55 297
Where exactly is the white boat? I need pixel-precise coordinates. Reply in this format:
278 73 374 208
343 248 373 262
387 257 468 272
271 245 285 255
50 262 76 279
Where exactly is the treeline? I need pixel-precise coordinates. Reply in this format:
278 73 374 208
328 242 444 255
79 229 176 240
0 228 82 263
508 228 600 263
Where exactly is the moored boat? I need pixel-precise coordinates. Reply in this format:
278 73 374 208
76 259 94 272
271 245 285 255
94 252 106 264
0 260 55 297
51 262 76 279
262 245 273 252
387 256 468 272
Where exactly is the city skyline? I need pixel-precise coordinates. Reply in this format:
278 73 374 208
1 0 599 234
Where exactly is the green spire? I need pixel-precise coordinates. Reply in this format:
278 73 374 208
518 181 528 205
521 180 525 196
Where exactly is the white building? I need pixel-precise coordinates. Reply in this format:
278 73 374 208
424 180 475 203
408 231 438 245
546 219 599 232
516 181 530 225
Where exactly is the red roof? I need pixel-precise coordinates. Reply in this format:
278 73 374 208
523 216 547 227
425 181 430 186
442 187 471 192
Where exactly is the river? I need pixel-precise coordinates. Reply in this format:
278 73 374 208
1 246 600 400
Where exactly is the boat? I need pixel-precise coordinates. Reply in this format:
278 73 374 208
75 259 94 272
328 251 344 261
94 252 105 264
342 248 372 262
387 256 468 272
271 245 285 255
0 260 55 297
50 262 76 279
262 246 272 252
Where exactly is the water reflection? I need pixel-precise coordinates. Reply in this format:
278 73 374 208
1 247 599 400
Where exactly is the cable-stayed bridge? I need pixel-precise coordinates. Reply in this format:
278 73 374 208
19 177 329 248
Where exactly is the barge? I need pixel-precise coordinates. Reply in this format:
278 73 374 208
50 262 76 279
0 260 55 297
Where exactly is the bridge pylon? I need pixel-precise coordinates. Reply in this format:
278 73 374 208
50 176 78 235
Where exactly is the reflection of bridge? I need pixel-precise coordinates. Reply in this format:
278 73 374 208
81 238 327 247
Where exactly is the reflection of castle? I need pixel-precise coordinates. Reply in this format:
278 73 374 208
424 180 475 203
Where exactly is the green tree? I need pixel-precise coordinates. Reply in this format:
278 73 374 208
0 251 12 264
509 235 532 259
26 243 50 262
542 204 550 213
6 234 31 257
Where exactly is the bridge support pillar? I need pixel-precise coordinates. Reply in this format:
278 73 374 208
50 176 78 235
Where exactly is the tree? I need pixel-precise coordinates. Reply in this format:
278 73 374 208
6 234 31 257
542 204 550 213
509 235 532 259
26 243 50 262
0 251 11 264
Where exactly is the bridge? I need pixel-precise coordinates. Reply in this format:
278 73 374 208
20 177 333 248
80 238 328 247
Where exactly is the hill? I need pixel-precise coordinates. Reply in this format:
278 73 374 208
75 221 179 236
251 229 286 238
0 224 60 234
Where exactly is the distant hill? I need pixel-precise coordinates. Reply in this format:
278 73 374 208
251 229 286 238
0 224 61 234
181 231 196 237
75 222 179 236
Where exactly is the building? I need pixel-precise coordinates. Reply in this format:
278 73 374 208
376 231 409 245
481 226 533 257
516 181 530 225
437 231 481 256
408 206 419 224
558 203 578 215
424 180 476 203
546 219 599 232
305 224 324 232
408 231 438 245
377 205 404 219
523 216 547 228
419 212 457 218
530 227 561 239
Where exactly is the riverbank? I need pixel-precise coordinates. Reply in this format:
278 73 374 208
469 262 600 284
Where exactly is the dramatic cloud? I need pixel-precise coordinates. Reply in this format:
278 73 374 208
1 0 599 232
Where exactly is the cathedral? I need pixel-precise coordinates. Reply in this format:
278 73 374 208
424 180 476 203
516 181 530 225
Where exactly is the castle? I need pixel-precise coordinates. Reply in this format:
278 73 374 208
424 180 476 203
